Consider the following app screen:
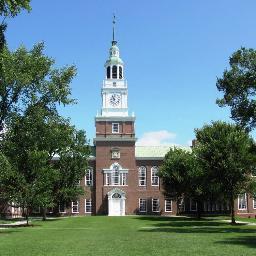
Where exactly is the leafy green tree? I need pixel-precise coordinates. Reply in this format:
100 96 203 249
0 0 31 49
217 48 256 131
0 43 76 130
159 147 208 218
1 106 90 223
194 121 256 224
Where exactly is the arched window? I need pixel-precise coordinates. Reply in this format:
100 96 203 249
119 66 123 79
112 65 117 79
107 66 110 79
138 166 146 186
151 166 159 186
112 193 121 199
105 163 127 186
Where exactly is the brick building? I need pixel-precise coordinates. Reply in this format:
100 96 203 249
5 23 256 219
63 29 256 218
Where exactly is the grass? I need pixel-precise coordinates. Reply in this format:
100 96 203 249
0 216 255 256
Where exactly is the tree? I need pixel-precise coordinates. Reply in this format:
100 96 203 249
0 43 76 131
194 121 256 224
216 47 256 131
159 147 207 218
0 0 31 49
1 105 90 223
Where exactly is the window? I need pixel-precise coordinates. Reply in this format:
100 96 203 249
85 199 92 213
107 66 110 79
139 199 147 212
112 150 120 159
152 198 160 212
112 65 117 78
105 173 111 186
32 207 40 213
112 123 119 133
119 66 123 79
59 202 66 213
165 199 172 212
104 164 127 186
238 194 247 210
151 166 159 186
85 169 93 186
253 198 256 209
138 166 146 186
190 199 197 211
72 201 79 213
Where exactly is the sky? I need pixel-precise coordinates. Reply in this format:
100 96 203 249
5 0 256 146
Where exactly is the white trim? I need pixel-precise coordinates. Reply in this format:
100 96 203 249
138 166 146 186
152 198 160 212
85 199 92 213
190 199 197 212
139 198 147 213
151 166 159 186
59 203 66 213
112 123 119 133
238 193 247 210
253 198 256 209
72 201 79 213
85 168 93 186
165 199 172 212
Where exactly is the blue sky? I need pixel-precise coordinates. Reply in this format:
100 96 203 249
5 0 256 146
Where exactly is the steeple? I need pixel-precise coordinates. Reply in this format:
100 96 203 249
105 15 124 80
99 16 130 118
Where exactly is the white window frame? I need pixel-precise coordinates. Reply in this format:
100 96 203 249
151 166 159 186
59 202 66 213
85 199 92 213
72 201 79 213
152 198 160 212
85 168 93 186
112 123 119 133
165 199 172 212
104 164 128 186
238 194 247 210
139 198 147 213
138 166 146 186
253 198 256 209
190 199 197 212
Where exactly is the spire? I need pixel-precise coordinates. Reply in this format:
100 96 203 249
112 14 117 46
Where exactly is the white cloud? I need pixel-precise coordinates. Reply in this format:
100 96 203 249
136 130 177 146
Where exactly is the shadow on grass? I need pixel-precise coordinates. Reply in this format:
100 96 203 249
136 216 256 249
0 229 21 235
136 216 256 234
215 236 256 249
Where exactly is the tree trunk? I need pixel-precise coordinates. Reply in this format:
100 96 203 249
42 208 47 221
25 211 29 226
176 199 180 215
230 196 236 224
196 200 202 219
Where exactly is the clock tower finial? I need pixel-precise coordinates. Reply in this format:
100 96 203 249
112 14 117 45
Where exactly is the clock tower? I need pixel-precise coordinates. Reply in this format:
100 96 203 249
94 17 137 215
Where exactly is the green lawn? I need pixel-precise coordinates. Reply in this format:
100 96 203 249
0 216 255 256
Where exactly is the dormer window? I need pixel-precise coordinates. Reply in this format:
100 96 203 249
112 65 117 79
112 123 119 133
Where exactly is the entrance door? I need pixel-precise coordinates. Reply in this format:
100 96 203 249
109 199 121 216
108 192 125 216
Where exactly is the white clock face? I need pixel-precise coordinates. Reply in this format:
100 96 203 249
109 94 121 107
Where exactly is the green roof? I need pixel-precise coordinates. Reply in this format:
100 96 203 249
135 145 191 159
89 145 191 159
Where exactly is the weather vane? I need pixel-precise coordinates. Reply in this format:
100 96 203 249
112 14 116 42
